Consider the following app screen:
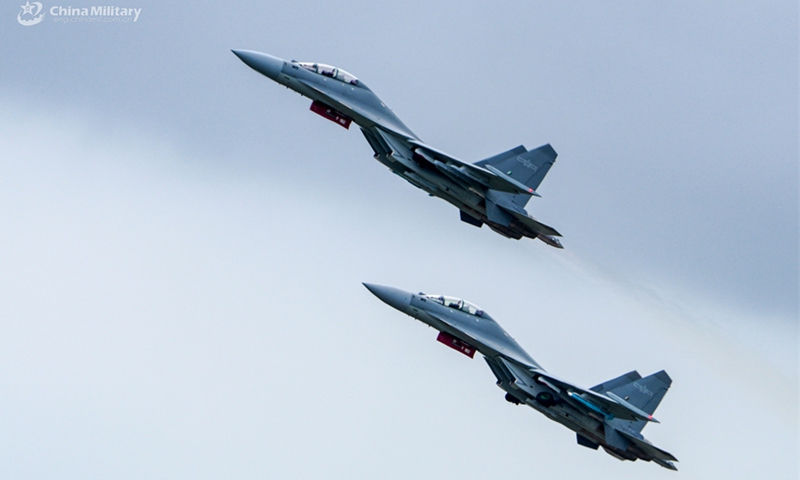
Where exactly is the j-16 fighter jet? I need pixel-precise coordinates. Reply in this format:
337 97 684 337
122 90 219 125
232 50 563 248
363 283 678 470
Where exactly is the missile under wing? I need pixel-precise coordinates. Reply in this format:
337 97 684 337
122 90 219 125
232 50 564 248
363 283 678 470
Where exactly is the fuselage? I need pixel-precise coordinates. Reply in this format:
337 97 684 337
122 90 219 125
232 50 483 226
232 50 416 138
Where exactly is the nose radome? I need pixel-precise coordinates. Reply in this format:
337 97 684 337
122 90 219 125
363 283 412 313
231 49 284 80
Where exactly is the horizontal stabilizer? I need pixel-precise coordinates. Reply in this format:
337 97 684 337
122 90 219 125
497 204 561 237
483 190 561 237
618 430 679 463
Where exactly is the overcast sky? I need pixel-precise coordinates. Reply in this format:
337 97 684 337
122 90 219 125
1 1 797 479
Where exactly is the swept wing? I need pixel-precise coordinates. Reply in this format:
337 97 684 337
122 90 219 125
528 369 658 423
408 140 537 195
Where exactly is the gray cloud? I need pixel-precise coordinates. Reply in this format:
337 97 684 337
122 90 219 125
1 99 796 479
3 0 795 316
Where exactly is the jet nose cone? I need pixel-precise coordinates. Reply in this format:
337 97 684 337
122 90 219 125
363 283 412 313
231 49 284 80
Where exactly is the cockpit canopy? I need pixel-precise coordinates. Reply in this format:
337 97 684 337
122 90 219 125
425 294 485 317
296 62 359 85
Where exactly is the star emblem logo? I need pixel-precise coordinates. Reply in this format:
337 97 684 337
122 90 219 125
18 1 46 26
516 156 538 173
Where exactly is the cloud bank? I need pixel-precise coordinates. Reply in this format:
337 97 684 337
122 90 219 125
0 102 795 479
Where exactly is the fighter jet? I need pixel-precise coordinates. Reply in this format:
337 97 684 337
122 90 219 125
232 50 563 248
363 283 678 470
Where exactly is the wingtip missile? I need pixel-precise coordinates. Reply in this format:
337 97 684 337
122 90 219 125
484 164 536 195
606 391 660 423
538 234 563 249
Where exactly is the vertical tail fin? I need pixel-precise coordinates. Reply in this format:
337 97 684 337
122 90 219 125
592 370 672 433
475 143 557 193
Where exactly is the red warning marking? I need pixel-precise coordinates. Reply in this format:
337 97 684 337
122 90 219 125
436 331 476 358
310 100 352 129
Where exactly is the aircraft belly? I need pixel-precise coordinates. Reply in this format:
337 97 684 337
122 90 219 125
533 411 654 464
435 193 474 215
412 169 481 208
604 424 630 451
400 171 481 215
490 365 607 441
402 171 439 194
